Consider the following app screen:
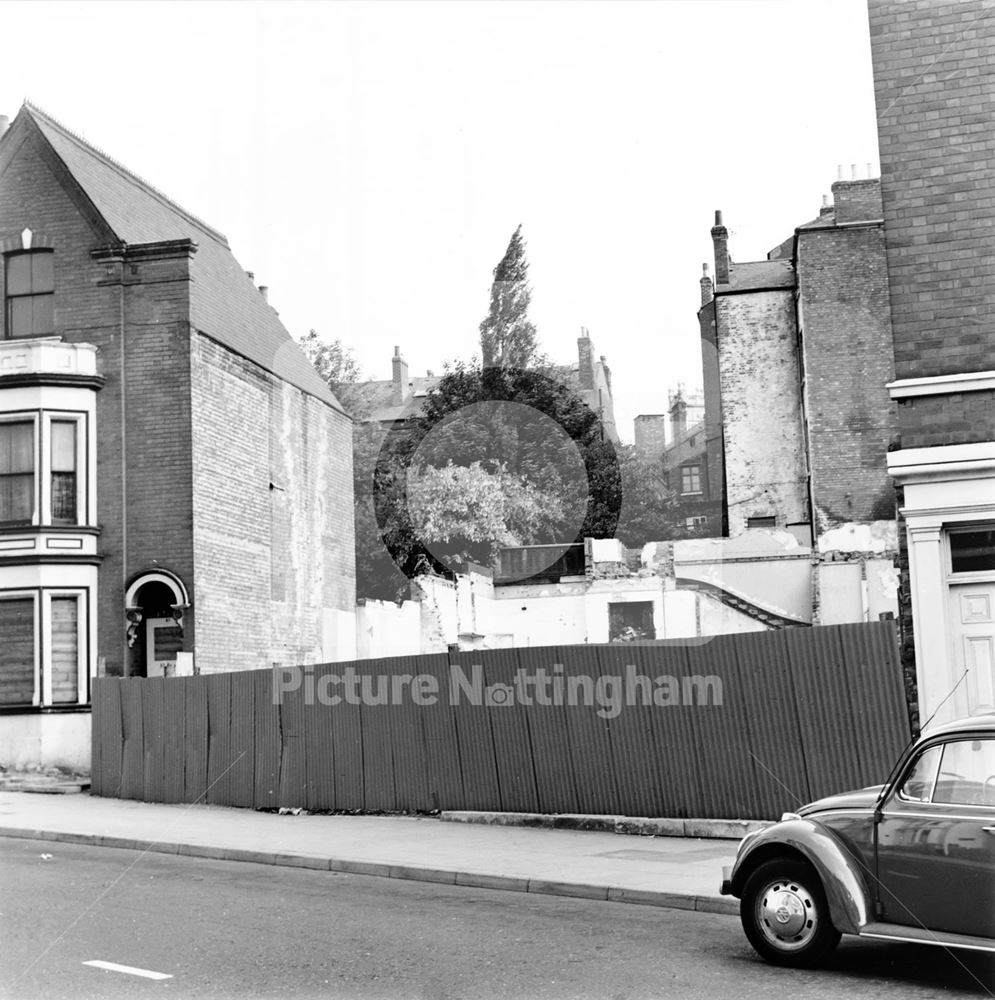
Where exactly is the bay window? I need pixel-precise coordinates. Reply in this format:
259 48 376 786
0 592 86 707
0 596 37 706
0 421 34 525
0 413 86 527
49 595 81 704
50 420 77 525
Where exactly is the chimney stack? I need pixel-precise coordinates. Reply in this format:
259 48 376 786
577 328 594 390
700 262 713 306
391 346 410 405
710 210 730 285
0 116 9 139
670 386 688 440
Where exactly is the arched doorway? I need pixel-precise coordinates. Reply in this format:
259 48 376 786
125 570 190 677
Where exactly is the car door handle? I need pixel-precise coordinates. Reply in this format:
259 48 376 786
983 827 995 835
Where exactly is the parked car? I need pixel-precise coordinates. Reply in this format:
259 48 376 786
720 713 995 967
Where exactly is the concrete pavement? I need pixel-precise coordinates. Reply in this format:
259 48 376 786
0 790 738 915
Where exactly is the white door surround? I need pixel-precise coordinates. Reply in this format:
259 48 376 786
888 441 995 728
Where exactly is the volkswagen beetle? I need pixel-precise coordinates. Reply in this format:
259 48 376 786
720 714 995 967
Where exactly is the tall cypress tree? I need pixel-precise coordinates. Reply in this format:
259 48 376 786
479 225 539 370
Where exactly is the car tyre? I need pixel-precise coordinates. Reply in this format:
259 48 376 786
740 858 841 968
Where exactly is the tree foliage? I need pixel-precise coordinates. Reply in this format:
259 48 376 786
407 462 564 567
413 359 620 543
479 226 541 371
298 329 367 416
613 446 683 546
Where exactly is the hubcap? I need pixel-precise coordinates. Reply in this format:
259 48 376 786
756 877 819 951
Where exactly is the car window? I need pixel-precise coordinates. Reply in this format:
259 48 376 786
932 738 995 806
897 745 942 802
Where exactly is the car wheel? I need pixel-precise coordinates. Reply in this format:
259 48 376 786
740 858 841 968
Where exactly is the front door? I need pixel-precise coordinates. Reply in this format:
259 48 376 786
145 617 184 677
949 582 995 714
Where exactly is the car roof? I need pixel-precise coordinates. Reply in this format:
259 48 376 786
922 713 995 740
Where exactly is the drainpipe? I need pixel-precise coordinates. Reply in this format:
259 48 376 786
117 254 128 672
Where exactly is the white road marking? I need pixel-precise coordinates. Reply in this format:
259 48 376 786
82 960 173 980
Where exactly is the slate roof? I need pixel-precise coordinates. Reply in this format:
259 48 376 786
16 102 343 413
796 212 837 231
716 258 795 293
352 375 442 422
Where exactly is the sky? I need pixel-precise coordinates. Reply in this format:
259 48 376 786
1 0 881 443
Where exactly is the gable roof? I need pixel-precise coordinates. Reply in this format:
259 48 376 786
13 102 343 413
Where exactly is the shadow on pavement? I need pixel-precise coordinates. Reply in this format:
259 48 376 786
825 940 995 996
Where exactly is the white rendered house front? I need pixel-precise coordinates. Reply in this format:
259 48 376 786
0 337 101 771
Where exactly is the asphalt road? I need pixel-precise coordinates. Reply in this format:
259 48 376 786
1 837 992 1000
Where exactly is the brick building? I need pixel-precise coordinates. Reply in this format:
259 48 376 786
870 0 995 723
698 174 900 624
635 387 718 534
0 103 356 770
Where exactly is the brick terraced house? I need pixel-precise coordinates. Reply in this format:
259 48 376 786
0 103 356 771
870 0 995 724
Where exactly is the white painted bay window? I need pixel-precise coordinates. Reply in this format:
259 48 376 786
0 590 86 707
0 420 35 526
0 412 86 527
0 594 36 706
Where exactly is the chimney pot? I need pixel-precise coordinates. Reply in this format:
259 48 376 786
714 210 723 226
0 115 9 138
851 163 858 180
837 164 844 181
258 285 268 302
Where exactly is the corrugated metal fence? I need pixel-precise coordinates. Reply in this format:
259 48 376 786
90 621 910 820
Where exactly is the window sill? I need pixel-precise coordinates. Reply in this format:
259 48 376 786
0 704 91 714
0 524 100 535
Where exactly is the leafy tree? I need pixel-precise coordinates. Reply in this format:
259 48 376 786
613 446 683 545
411 359 620 544
479 226 542 370
407 461 564 567
298 329 367 416
353 422 416 601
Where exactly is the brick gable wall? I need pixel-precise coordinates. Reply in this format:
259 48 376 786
190 335 355 674
796 223 898 526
